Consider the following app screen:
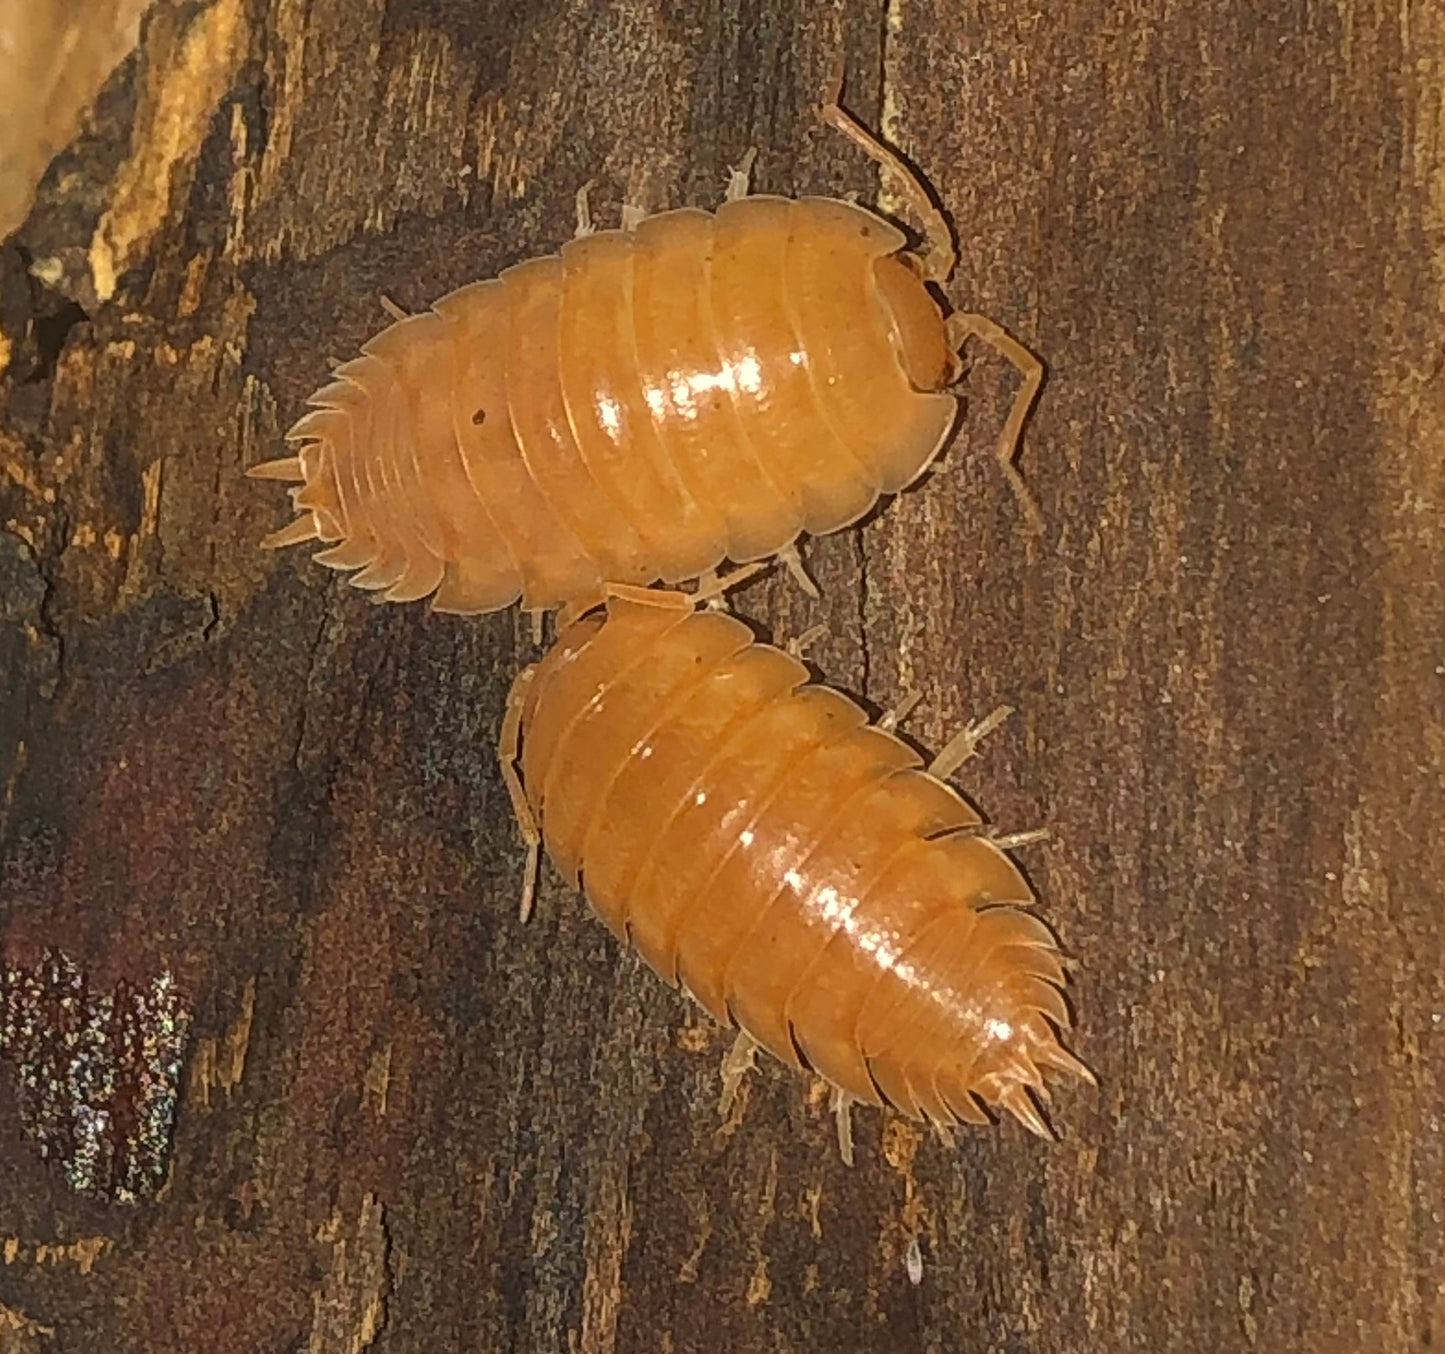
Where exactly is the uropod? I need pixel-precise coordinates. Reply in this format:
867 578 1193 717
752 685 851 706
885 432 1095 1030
499 585 1091 1145
248 97 1046 624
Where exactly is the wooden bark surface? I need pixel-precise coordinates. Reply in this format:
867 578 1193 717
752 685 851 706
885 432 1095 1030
1 2 1441 1351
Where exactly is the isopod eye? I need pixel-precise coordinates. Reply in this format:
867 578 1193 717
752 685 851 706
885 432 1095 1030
472 408 486 426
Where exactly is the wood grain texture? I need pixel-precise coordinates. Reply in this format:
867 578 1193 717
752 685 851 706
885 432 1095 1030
1 1 1440 1351
0 0 155 242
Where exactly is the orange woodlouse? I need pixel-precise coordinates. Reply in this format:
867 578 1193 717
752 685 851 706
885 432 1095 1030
248 101 1044 621
498 586 1091 1143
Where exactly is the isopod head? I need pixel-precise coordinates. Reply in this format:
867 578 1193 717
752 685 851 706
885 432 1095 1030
873 253 960 392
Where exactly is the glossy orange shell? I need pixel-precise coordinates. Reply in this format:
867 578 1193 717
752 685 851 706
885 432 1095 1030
515 595 1089 1132
260 196 958 613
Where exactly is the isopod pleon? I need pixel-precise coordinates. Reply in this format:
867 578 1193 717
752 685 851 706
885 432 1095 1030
248 99 1044 619
497 587 1090 1138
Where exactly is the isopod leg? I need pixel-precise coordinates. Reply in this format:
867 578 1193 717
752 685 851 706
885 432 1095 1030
549 569 768 635
925 1113 955 1150
696 569 730 612
989 826 1053 851
776 540 820 598
785 623 828 660
928 703 1013 779
879 689 924 733
574 181 596 238
830 1086 856 1167
379 294 408 321
602 582 696 610
555 582 687 631
724 147 757 202
946 313 1047 533
693 561 767 605
718 1029 758 1117
820 87 957 283
498 664 542 922
554 567 768 632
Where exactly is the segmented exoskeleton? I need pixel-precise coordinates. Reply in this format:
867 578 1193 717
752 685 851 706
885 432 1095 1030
499 588 1090 1139
248 102 1044 622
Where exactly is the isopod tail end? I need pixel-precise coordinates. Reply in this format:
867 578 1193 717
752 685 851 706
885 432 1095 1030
998 1084 1055 1141
261 515 320 549
246 456 306 481
285 408 336 442
1033 1039 1097 1088
313 539 375 571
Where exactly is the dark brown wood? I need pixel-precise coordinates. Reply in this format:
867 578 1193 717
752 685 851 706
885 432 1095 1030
2 2 1441 1351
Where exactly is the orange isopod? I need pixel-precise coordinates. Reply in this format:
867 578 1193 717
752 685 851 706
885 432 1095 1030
248 101 1044 622
498 587 1090 1142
